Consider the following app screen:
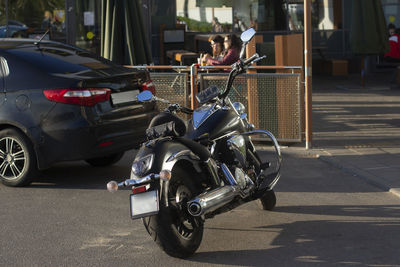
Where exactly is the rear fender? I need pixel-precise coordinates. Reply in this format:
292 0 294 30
132 139 204 207
132 139 202 181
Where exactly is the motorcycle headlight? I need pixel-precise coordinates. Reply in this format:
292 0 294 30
233 102 246 114
131 154 154 179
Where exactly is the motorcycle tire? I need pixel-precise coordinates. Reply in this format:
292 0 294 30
0 128 37 187
142 167 203 258
257 189 276 211
85 152 124 167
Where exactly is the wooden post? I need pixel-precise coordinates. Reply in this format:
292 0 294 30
304 0 313 149
274 34 304 141
190 64 198 109
246 35 262 128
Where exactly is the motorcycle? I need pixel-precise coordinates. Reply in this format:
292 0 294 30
107 28 282 258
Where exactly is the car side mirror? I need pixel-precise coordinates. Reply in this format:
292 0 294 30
137 90 154 102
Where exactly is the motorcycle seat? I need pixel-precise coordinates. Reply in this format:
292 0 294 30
148 112 187 137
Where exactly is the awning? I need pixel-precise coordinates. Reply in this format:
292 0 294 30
350 0 389 54
101 0 152 65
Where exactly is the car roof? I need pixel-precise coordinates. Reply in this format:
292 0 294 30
0 38 85 53
0 38 65 47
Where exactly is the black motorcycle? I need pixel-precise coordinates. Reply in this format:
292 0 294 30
107 28 282 258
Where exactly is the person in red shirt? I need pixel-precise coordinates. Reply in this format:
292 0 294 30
384 23 400 62
204 34 242 66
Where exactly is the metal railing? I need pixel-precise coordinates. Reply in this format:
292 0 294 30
126 65 302 142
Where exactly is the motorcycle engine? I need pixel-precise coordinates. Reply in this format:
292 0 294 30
227 135 247 169
234 167 252 190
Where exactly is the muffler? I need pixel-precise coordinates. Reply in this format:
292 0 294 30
187 185 240 216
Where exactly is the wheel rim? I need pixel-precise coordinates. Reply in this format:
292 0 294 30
0 137 26 180
168 182 198 239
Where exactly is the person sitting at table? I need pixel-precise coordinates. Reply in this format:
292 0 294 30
202 35 224 63
204 34 241 66
384 23 400 62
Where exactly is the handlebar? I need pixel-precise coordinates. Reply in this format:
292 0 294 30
243 53 259 65
219 53 266 101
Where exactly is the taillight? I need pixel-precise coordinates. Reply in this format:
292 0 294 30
141 80 156 95
43 88 111 106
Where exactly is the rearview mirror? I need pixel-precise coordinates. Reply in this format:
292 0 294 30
137 90 154 102
240 28 256 43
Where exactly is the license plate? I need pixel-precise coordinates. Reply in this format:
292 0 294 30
111 90 139 105
130 190 159 220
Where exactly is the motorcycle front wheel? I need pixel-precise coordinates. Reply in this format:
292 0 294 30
143 167 203 258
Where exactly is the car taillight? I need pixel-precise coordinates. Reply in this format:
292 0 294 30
43 88 111 106
141 80 156 95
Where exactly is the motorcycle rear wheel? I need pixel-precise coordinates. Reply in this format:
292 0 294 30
143 167 203 258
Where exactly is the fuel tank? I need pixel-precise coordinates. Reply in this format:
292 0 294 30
186 104 246 141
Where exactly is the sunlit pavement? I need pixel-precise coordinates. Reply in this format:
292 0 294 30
1 73 400 266
310 73 400 198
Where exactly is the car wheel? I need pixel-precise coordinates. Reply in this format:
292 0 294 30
0 128 37 187
85 152 124 167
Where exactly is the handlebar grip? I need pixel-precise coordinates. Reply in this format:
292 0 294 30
244 53 259 65
181 106 193 114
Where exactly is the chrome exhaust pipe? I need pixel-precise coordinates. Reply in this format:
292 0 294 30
187 185 240 216
188 163 241 217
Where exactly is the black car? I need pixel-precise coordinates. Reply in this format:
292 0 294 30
0 25 28 38
0 39 158 186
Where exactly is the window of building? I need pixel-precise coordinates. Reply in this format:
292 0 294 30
0 0 66 41
74 0 101 54
176 0 339 33
382 0 400 30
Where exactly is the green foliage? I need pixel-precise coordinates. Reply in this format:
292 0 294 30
177 16 232 32
178 16 212 32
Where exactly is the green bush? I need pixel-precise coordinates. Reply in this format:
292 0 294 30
178 16 231 32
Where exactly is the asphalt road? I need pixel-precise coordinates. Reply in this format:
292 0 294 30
1 149 400 267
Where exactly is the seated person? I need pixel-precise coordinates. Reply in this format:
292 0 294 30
201 35 224 64
384 23 400 62
209 35 224 61
203 34 242 66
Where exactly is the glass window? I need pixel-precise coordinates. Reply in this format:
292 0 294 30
0 0 66 41
74 0 101 55
176 0 336 33
176 0 233 32
286 0 322 31
176 0 325 33
382 0 400 29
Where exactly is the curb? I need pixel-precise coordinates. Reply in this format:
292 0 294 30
317 154 400 198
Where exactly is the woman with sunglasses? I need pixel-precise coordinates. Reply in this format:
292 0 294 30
204 34 242 66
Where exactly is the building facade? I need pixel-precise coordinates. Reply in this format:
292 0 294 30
0 0 395 65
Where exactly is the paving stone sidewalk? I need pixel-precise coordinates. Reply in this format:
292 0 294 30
289 73 400 197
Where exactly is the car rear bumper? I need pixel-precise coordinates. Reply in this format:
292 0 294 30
35 109 158 169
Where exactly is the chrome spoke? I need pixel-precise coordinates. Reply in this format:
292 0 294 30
13 150 25 161
0 149 5 159
10 163 21 177
0 161 8 176
6 138 14 154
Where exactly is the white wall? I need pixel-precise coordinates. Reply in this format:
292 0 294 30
176 0 233 23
